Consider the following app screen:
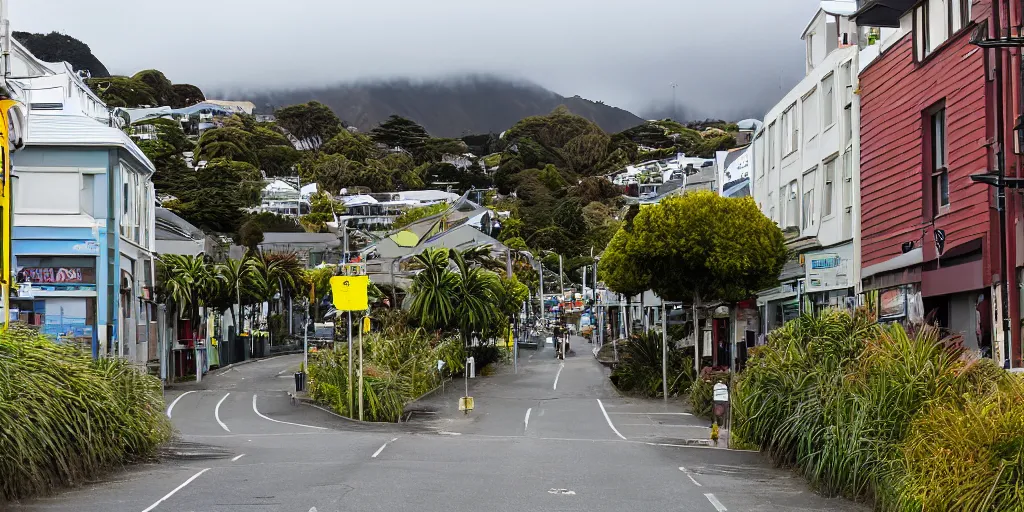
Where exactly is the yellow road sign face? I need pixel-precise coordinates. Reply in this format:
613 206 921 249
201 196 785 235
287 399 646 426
330 275 369 311
459 396 474 411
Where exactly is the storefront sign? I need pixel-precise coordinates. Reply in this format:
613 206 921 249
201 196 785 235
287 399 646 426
805 246 852 292
18 267 95 284
879 288 907 320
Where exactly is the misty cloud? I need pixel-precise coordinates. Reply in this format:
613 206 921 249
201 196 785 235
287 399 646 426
12 0 823 120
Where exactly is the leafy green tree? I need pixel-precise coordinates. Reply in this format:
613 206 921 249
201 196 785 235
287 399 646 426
166 159 261 233
257 145 302 177
322 130 380 163
370 115 430 152
303 153 363 194
598 228 650 337
138 139 189 195
86 76 156 108
171 83 205 108
503 236 528 251
300 192 344 233
553 197 587 241
626 191 787 369
195 127 258 166
450 250 501 342
132 70 176 106
274 101 342 152
415 137 469 164
409 248 460 331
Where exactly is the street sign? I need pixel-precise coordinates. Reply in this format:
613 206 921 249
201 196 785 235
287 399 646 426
713 382 729 402
459 396 474 412
330 275 369 311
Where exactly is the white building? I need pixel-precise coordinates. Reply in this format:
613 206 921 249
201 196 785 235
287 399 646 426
750 0 863 330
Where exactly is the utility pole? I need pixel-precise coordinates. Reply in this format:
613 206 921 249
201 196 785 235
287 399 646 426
559 254 565 360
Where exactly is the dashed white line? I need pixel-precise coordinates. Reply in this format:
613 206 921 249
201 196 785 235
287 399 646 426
231 453 246 462
165 390 195 418
251 394 327 430
596 399 627 440
214 393 231 432
609 412 693 416
140 467 210 512
524 408 532 432
679 466 702 487
372 438 398 458
704 493 727 511
553 363 564 390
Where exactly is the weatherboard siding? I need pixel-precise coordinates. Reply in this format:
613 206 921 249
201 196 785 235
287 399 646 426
859 29 991 274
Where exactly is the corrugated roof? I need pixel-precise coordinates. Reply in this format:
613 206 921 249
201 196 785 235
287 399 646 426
26 115 155 173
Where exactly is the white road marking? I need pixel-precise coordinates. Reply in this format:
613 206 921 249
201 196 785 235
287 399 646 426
524 408 532 432
548 488 576 495
231 453 246 462
251 394 327 430
371 443 388 458
553 363 564 390
609 412 693 416
679 467 702 487
214 393 231 432
596 399 627 440
165 390 195 418
704 493 728 511
309 508 318 512
140 467 210 512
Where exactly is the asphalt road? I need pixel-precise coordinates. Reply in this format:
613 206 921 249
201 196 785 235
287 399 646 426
9 338 867 512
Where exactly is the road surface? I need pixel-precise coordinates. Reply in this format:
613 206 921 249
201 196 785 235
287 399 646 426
10 339 865 512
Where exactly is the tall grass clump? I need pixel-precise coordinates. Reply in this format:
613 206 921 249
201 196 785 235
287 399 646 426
307 327 466 422
733 309 1024 510
0 326 171 501
609 331 695 398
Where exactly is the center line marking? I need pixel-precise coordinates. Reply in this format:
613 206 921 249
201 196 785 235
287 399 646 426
553 363 564 390
704 493 727 511
596 399 627 440
215 393 231 432
525 408 532 432
372 443 388 458
165 390 195 418
231 454 246 462
140 467 210 512
679 467 702 486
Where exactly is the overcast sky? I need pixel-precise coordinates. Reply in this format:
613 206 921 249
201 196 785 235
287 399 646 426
12 0 824 120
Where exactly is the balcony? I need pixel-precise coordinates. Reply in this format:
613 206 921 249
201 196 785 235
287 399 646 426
852 0 915 28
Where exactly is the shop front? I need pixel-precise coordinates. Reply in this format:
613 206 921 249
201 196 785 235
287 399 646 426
10 237 101 349
804 244 857 314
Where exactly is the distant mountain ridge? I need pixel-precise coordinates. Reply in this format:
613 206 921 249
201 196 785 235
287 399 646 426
241 76 645 137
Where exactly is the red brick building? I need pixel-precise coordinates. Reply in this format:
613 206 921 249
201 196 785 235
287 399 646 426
855 0 1022 365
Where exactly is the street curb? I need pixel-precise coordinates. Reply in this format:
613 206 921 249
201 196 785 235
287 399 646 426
163 351 304 390
295 396 395 426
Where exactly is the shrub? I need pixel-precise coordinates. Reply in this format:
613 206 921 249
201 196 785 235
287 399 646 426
733 309 1024 509
0 327 171 501
610 331 695 398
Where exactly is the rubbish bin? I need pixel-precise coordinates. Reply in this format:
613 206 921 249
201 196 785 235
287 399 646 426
294 371 306 392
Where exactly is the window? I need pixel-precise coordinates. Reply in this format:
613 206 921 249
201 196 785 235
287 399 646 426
823 158 837 217
802 89 818 142
916 0 971 61
779 186 787 227
767 191 774 221
840 62 853 105
782 104 797 155
822 73 835 127
13 170 80 214
931 108 949 213
806 32 815 71
767 122 777 170
802 169 816 229
787 181 799 229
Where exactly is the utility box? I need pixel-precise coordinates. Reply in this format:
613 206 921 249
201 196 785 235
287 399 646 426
712 382 729 428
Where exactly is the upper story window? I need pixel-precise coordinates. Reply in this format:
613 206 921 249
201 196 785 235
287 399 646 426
802 88 819 142
930 107 949 215
767 122 777 170
915 0 971 61
782 104 798 155
822 73 835 128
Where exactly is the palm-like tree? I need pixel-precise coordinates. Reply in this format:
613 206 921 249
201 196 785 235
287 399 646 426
157 254 216 339
450 249 501 343
215 256 253 331
408 248 459 331
244 251 306 329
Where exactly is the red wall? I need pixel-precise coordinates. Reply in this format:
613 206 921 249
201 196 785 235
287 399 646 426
860 30 992 272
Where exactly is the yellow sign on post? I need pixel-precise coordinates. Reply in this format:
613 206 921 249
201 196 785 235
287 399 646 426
330 275 369 311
